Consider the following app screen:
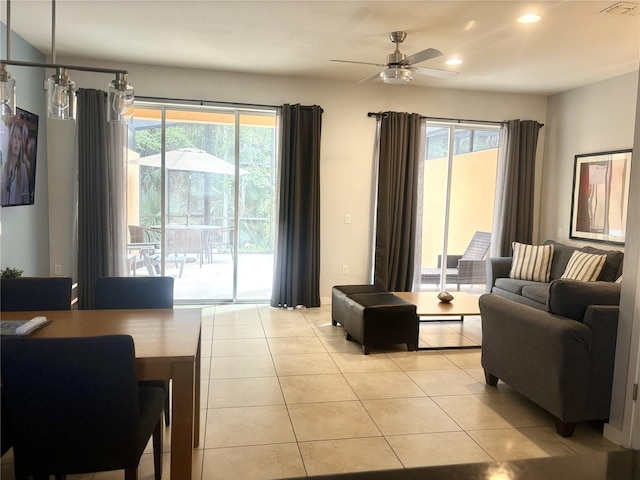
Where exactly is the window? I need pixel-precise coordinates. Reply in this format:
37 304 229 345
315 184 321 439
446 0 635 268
126 102 278 303
426 126 500 159
419 122 501 292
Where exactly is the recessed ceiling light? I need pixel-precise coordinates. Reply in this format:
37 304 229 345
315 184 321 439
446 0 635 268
518 13 541 23
446 58 464 66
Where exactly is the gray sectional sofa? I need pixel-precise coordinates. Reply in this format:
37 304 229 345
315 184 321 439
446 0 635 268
480 240 624 436
486 240 623 310
480 286 620 437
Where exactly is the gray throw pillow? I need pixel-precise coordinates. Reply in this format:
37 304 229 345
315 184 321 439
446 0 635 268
543 240 578 280
580 246 624 282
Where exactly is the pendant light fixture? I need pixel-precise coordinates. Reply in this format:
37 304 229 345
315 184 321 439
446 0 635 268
45 68 75 119
44 0 75 119
0 1 16 118
0 63 16 117
1 0 134 122
108 72 135 123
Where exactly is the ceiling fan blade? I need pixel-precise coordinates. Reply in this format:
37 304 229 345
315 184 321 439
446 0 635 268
359 71 382 83
330 59 387 67
401 48 443 66
413 66 459 78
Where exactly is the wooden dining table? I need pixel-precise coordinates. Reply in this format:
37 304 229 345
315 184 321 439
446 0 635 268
2 308 202 480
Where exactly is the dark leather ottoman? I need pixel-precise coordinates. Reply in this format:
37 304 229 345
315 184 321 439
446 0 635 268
331 284 388 327
342 292 418 355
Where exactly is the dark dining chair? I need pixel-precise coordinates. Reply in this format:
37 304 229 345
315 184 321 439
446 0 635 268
0 277 71 457
1 388 11 458
94 276 174 310
94 276 174 427
1 335 164 480
0 276 73 311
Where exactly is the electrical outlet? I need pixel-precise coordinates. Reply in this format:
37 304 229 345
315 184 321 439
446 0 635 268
54 265 62 275
342 265 349 275
344 214 352 224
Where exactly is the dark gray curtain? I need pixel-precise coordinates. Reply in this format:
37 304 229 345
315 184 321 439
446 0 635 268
270 104 322 308
492 119 543 256
76 89 128 309
374 112 421 291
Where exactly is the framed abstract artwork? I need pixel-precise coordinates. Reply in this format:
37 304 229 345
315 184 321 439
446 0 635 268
570 149 632 245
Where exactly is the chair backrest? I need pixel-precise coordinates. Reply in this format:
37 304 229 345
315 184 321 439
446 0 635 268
94 276 174 309
169 228 201 255
128 225 160 244
1 388 11 457
461 231 492 260
128 224 145 243
1 335 140 477
1 277 73 311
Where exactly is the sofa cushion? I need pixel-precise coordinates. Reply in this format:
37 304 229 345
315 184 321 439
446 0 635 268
521 284 550 304
495 277 547 295
580 245 624 282
543 240 579 280
547 279 621 322
490 287 547 310
509 242 554 282
561 251 606 282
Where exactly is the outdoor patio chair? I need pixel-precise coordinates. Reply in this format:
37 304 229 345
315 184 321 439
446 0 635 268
456 231 492 288
208 226 235 260
168 227 204 266
421 231 492 291
128 225 188 277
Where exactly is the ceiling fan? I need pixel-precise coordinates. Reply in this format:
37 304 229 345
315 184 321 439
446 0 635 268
330 31 459 84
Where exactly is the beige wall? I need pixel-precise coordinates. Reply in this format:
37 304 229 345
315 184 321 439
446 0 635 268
422 149 497 266
539 71 638 247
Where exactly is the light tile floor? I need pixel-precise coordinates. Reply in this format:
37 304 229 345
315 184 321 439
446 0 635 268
0 303 625 480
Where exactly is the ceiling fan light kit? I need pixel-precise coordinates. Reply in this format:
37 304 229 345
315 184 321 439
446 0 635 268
330 31 458 85
380 68 413 84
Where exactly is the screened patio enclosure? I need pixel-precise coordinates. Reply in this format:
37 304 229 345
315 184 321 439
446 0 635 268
126 103 278 303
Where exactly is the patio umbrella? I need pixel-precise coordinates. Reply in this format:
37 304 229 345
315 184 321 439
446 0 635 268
132 148 246 225
133 148 246 175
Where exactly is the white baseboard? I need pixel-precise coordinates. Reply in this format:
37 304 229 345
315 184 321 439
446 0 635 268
603 423 631 448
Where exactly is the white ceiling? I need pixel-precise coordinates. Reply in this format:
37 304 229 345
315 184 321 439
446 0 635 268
2 0 639 95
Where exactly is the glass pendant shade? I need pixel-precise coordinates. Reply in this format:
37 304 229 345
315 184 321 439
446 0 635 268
46 70 76 119
380 68 413 84
0 67 16 118
107 76 134 123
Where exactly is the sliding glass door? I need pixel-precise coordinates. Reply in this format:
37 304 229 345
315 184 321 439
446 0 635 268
419 122 500 292
126 103 277 303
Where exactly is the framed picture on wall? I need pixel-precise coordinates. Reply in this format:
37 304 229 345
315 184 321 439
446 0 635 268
1 108 39 207
570 149 632 245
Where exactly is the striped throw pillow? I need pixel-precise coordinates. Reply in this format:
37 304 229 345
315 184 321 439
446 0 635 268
561 251 607 282
509 242 555 282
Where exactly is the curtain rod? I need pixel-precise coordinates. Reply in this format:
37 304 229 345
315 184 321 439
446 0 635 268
368 112 544 128
422 115 506 126
136 95 279 110
368 111 504 126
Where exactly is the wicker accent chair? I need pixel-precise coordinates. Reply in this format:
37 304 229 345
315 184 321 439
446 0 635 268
421 231 492 291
